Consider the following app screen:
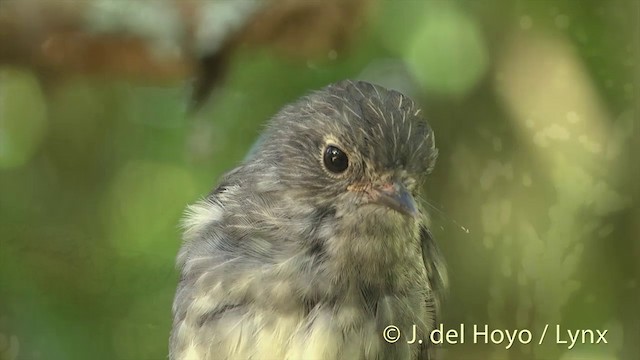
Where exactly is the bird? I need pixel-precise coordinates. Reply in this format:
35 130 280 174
169 80 448 360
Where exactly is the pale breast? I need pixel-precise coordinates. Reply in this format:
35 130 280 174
173 303 387 360
172 288 430 360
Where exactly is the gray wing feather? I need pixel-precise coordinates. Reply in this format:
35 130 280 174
419 226 448 359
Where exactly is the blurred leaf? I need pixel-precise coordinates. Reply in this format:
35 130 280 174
405 3 489 97
0 69 47 169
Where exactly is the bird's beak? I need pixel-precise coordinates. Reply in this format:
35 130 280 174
371 182 419 218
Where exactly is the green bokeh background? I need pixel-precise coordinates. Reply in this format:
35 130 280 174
1 1 638 359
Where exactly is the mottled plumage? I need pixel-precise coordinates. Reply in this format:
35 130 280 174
170 80 448 360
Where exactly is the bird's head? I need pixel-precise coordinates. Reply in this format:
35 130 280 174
253 80 437 228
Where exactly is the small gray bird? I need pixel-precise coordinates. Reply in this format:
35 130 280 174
170 80 448 360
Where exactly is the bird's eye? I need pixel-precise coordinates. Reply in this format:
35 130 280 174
323 145 349 173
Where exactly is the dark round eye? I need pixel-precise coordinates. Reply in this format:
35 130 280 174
323 145 349 173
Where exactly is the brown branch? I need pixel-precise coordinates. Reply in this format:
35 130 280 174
0 0 374 104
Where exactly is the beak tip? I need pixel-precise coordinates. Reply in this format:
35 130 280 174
373 183 419 218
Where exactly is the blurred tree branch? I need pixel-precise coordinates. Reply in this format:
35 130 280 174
0 0 373 107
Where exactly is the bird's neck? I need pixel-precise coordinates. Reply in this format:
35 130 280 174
322 214 422 291
236 186 424 299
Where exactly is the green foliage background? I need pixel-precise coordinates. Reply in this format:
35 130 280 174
1 1 638 359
